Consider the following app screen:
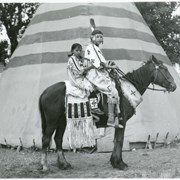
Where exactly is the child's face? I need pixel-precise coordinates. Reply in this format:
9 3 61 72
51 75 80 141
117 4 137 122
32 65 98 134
73 47 82 59
94 34 103 46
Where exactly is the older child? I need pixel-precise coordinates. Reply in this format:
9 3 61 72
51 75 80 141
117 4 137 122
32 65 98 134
84 30 123 128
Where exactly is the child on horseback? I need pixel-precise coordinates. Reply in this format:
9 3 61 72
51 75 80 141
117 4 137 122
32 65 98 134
83 30 123 128
67 43 103 115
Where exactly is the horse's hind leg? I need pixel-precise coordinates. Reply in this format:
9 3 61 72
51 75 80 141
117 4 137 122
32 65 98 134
54 116 72 170
41 126 56 171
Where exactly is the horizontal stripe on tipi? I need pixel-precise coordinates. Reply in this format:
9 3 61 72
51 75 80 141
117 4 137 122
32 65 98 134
24 16 153 37
12 37 166 59
36 3 139 16
31 5 146 26
19 27 160 47
8 50 170 68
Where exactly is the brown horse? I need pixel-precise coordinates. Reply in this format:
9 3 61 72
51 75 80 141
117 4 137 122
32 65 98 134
39 55 176 171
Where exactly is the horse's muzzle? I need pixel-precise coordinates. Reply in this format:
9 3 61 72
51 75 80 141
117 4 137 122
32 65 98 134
168 81 177 92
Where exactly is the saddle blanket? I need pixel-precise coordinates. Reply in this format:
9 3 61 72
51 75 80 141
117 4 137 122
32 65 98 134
66 95 92 119
66 95 96 149
121 79 143 110
65 81 96 149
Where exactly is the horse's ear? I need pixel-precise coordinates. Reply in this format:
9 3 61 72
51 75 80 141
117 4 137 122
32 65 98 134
151 55 158 64
152 55 156 60
149 55 152 61
148 55 153 63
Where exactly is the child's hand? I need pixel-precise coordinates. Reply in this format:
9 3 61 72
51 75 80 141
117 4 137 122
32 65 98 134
110 65 117 69
79 70 84 75
79 69 87 76
100 62 106 67
98 66 104 70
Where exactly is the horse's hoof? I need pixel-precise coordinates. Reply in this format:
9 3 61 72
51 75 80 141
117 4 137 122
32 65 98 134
63 163 73 170
41 165 49 172
66 163 73 169
110 158 128 170
58 162 72 170
117 161 128 170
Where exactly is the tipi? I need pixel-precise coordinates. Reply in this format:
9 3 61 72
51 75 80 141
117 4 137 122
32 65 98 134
0 3 180 150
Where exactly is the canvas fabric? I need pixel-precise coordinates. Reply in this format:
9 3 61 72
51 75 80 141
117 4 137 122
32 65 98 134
0 3 179 150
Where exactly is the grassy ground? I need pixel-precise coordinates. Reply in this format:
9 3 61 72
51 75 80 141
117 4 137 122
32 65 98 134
0 143 180 178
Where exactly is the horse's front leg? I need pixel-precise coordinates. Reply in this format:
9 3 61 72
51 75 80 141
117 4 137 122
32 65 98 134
54 119 72 170
110 124 128 170
56 150 72 170
41 150 48 171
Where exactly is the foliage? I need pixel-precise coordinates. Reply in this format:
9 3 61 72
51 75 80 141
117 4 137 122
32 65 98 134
0 3 39 56
0 41 9 65
135 2 180 64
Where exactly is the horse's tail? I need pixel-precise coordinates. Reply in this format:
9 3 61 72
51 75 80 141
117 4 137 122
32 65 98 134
39 93 46 135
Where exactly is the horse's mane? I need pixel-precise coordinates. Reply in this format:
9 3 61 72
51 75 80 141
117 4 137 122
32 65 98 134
122 60 153 93
124 62 147 82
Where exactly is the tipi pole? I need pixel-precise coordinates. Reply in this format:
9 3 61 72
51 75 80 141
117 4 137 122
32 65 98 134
153 132 159 149
145 135 152 150
164 132 169 147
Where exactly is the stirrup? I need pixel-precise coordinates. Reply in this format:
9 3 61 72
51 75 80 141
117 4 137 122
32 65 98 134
107 117 124 128
107 123 124 128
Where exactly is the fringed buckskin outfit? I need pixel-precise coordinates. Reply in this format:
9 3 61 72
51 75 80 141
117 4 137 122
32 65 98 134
84 43 119 104
67 55 94 97
66 54 96 149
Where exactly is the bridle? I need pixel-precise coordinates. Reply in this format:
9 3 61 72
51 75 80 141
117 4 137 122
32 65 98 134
148 60 172 92
113 60 172 92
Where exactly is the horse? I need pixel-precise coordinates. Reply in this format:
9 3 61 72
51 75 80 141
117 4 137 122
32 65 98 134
39 55 176 171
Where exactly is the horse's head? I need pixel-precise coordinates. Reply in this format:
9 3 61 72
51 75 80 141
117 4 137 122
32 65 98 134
149 55 176 92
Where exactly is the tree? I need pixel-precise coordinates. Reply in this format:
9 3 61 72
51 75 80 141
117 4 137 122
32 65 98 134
135 2 180 64
0 3 39 56
0 41 9 65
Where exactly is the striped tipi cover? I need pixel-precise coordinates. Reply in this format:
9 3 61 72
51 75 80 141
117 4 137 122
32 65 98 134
0 3 180 149
9 3 170 67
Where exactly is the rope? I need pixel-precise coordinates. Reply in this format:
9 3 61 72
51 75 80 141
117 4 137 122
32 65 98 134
114 64 168 92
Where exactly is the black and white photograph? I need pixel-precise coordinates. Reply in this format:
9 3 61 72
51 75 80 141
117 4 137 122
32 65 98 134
0 0 180 178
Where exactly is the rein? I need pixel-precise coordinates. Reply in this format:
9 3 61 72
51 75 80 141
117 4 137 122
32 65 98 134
113 61 169 92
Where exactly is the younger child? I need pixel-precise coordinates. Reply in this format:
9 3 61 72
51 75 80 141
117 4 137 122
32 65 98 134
67 43 103 115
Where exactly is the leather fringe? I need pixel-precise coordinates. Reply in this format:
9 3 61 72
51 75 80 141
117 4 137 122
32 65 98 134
66 117 96 149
